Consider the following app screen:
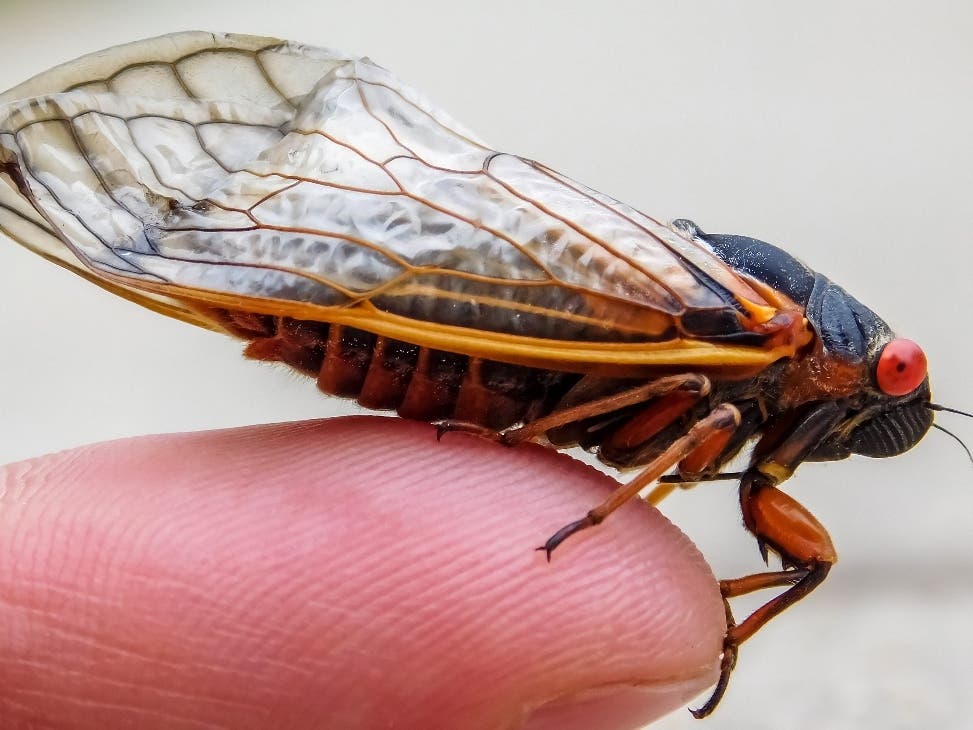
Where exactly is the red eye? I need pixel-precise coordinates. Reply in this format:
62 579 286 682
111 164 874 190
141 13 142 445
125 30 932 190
876 339 927 396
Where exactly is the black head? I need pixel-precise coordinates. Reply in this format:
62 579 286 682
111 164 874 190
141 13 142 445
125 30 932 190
681 221 936 462
805 272 936 459
805 281 934 461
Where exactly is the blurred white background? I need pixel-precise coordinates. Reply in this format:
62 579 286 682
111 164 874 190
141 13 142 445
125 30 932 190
0 1 970 728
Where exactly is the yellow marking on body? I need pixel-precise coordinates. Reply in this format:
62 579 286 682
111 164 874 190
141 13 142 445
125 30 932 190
89 272 808 373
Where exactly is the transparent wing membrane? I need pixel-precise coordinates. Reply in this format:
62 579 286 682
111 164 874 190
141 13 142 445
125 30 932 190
0 31 802 366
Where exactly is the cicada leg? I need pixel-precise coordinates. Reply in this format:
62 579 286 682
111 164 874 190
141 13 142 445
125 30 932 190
435 373 710 450
436 370 710 446
502 373 710 445
538 403 741 557
645 471 745 506
437 373 710 446
691 471 836 718
434 420 505 442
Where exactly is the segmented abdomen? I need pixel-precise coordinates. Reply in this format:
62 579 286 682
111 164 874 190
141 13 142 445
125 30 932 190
210 308 578 431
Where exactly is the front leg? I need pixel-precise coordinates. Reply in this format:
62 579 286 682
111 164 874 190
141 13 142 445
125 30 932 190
692 470 837 718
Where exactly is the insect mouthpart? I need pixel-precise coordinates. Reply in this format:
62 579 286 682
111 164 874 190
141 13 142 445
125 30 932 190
847 397 934 458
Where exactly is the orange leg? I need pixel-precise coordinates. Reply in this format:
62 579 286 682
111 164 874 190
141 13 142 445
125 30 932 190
538 404 741 557
436 373 709 445
602 389 699 452
691 473 837 718
502 374 710 445
643 421 736 505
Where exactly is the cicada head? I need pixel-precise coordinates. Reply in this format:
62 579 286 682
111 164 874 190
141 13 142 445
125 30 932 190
685 223 936 463
806 276 933 460
805 327 933 461
800 274 933 458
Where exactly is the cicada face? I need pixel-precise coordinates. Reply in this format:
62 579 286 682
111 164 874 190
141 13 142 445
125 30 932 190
846 392 933 458
840 336 933 460
810 360 933 462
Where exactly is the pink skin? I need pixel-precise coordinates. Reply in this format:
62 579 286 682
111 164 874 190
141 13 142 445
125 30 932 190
0 416 724 729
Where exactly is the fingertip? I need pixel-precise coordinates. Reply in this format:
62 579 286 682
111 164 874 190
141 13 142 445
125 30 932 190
0 416 725 729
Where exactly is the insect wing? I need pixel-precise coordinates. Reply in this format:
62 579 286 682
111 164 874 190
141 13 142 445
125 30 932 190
0 32 799 371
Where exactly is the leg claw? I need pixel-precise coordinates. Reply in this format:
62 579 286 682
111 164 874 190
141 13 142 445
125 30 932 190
536 515 596 561
689 641 738 719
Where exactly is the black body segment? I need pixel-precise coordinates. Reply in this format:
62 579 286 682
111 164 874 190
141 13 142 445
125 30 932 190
683 220 896 363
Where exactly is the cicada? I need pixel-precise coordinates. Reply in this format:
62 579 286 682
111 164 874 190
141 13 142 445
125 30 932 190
0 31 961 716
